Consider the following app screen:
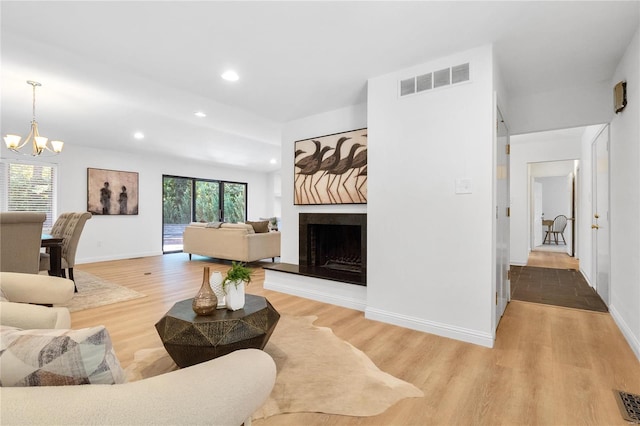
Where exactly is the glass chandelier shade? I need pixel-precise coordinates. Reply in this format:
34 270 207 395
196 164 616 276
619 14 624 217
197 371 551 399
3 81 64 156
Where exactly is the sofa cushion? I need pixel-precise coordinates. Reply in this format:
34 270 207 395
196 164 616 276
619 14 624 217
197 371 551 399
246 220 269 233
0 325 126 386
221 223 255 233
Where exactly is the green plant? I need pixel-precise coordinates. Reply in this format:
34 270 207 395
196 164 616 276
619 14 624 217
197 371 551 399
222 261 252 290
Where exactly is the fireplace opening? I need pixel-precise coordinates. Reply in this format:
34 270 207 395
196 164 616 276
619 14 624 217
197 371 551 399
299 213 367 285
311 224 362 273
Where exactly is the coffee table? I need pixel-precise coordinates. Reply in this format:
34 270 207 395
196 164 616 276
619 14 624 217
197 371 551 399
155 294 280 368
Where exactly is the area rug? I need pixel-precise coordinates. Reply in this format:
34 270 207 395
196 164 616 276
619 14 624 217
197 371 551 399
53 270 146 312
125 315 424 419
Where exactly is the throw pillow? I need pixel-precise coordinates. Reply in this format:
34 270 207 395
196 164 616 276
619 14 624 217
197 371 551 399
246 220 269 233
0 325 126 386
205 221 222 229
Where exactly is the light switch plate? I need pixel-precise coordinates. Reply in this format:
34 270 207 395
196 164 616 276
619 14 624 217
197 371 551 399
455 178 472 194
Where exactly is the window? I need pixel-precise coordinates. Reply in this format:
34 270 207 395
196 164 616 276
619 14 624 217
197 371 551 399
0 160 57 229
162 175 247 253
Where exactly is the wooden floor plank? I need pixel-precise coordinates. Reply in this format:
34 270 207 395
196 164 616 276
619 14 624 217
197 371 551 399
71 254 640 425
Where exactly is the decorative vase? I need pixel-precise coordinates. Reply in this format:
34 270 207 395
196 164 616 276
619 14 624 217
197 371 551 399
192 267 218 316
225 280 246 311
209 271 226 309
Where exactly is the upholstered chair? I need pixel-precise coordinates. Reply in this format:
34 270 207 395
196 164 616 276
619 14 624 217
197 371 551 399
0 272 75 329
49 212 74 237
0 212 46 274
40 212 92 283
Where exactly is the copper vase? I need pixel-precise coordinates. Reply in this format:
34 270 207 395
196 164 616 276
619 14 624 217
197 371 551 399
192 267 218 316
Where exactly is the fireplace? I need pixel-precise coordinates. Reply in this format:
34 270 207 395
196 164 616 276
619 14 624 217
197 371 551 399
299 213 366 285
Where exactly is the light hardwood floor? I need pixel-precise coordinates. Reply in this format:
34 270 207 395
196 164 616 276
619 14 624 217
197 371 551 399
527 250 579 270
72 254 640 425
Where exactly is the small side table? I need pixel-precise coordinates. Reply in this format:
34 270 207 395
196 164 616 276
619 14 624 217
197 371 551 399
155 294 280 368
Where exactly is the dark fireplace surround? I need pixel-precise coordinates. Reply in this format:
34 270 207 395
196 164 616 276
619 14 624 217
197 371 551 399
299 213 367 285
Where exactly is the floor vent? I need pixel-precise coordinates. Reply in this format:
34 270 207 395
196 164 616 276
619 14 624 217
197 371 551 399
399 62 469 98
615 390 640 423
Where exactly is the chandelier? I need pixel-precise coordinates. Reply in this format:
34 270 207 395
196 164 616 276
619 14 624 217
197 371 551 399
3 80 64 156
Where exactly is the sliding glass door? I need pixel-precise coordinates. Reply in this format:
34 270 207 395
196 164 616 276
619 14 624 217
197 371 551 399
162 175 247 253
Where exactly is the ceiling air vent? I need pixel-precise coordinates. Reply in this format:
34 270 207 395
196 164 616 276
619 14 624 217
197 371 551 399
416 73 433 92
452 63 470 84
433 68 451 88
400 77 416 96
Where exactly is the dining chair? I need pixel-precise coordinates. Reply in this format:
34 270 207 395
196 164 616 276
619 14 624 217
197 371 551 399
550 215 568 245
49 212 74 237
0 212 46 274
40 212 92 287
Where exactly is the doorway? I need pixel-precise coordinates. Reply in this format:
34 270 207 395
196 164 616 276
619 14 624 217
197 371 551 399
529 160 578 258
510 125 610 312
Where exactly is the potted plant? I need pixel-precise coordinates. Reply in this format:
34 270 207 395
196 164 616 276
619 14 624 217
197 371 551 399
222 261 252 311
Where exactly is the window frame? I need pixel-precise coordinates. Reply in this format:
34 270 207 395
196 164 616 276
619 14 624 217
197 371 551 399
162 174 248 253
0 159 59 230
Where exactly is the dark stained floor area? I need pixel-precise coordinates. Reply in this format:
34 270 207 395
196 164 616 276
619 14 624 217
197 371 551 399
510 266 608 313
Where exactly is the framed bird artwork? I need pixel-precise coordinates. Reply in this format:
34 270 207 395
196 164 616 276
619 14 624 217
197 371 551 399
294 128 367 205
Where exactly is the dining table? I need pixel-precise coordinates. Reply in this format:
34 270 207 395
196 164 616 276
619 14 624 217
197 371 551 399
41 234 63 277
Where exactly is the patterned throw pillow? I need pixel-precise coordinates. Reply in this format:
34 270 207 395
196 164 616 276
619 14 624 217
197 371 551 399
0 325 126 386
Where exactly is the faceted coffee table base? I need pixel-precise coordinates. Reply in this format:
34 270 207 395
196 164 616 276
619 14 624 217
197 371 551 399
155 295 280 368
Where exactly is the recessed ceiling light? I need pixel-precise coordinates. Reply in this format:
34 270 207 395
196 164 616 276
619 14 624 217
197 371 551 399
194 111 206 118
270 158 277 165
134 132 144 140
221 70 239 82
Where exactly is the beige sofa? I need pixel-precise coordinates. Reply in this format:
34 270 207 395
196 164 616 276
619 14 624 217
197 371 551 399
183 222 281 263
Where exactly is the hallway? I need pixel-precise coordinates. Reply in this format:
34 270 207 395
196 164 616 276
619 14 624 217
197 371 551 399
510 252 607 312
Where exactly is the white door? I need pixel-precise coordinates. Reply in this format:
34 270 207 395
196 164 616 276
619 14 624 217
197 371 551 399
591 126 610 305
533 181 543 247
495 106 510 330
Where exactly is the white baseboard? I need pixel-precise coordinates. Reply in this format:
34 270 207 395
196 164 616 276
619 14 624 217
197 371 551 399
264 270 367 312
609 305 640 362
364 307 494 348
579 267 594 288
76 250 163 265
510 260 527 267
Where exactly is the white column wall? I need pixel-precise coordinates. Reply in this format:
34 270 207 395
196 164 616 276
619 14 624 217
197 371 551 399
609 28 640 360
279 103 368 264
366 45 495 347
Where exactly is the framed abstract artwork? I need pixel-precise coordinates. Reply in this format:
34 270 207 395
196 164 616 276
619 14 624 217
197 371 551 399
294 128 367 205
87 168 139 215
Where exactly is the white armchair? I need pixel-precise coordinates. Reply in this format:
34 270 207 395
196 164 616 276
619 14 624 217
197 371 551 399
0 272 75 329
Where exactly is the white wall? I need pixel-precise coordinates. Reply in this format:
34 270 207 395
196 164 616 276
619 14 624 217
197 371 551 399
509 80 613 135
510 139 582 265
367 45 496 347
609 27 640 360
2 144 273 264
538 175 570 220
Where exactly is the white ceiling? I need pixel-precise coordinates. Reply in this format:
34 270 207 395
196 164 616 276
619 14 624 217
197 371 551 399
1 1 638 172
